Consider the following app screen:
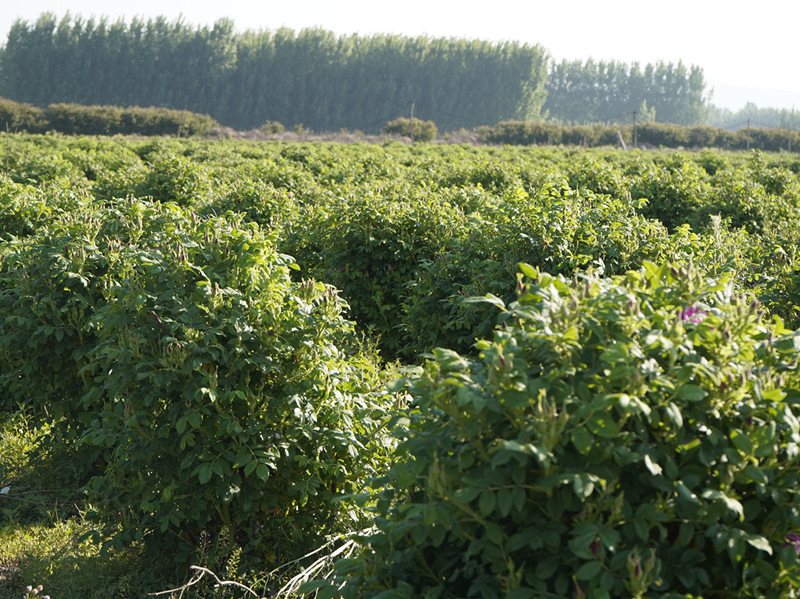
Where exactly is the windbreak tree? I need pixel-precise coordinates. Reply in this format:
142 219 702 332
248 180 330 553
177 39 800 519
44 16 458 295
544 58 708 126
0 15 548 133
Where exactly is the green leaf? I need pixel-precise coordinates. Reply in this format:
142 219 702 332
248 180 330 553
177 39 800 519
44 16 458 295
255 463 270 482
575 560 603 580
517 263 538 279
573 474 598 499
745 534 773 555
296 580 328 594
497 487 513 517
702 490 744 520
730 429 754 455
571 427 593 455
484 522 504 545
675 481 701 505
506 589 536 599
742 463 767 484
198 463 212 485
677 384 706 402
587 413 619 439
187 411 202 429
233 453 253 469
453 487 481 504
479 491 496 516
761 388 785 401
461 293 506 310
664 402 683 429
512 485 526 512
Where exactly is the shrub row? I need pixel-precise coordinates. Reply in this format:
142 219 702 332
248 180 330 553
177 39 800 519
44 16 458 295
479 120 800 152
4 137 800 595
5 136 799 355
0 96 219 136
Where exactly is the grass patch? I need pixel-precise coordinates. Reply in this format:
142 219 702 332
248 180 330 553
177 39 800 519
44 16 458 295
0 520 152 599
0 412 159 598
0 410 299 598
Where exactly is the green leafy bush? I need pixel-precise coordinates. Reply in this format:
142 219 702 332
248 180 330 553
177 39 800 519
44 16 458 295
137 151 212 205
0 97 47 133
44 103 219 136
283 187 470 360
400 184 670 357
383 118 438 142
2 144 85 185
260 120 285 135
325 262 800 598
0 179 90 239
0 197 393 564
0 197 100 417
629 154 712 232
478 120 567 146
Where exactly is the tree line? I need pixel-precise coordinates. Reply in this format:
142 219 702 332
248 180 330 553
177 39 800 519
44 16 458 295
0 14 548 133
543 58 708 126
707 102 798 131
0 14 724 133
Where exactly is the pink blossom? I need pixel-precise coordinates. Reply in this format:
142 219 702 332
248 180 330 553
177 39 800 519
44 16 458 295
680 305 706 324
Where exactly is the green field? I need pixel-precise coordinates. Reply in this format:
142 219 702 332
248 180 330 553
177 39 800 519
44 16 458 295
2 135 800 598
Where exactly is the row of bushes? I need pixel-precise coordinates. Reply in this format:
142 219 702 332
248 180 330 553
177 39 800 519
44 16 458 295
479 120 800 152
3 137 800 595
2 93 798 151
0 97 219 136
4 137 800 356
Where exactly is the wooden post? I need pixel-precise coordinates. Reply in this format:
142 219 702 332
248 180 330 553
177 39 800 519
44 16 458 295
410 102 415 143
746 118 750 151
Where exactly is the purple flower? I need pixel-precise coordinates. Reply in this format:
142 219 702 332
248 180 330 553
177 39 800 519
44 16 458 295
680 305 706 324
785 533 800 554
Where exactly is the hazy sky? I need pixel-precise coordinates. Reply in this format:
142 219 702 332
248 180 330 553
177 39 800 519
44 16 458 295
2 0 798 112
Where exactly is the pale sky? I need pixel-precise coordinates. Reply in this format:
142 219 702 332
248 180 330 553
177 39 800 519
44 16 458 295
1 0 799 112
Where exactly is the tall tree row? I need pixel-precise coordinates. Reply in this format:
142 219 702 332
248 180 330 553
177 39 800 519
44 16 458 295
0 13 548 132
544 58 708 126
0 14 713 132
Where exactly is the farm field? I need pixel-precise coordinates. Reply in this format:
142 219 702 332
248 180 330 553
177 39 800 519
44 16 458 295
2 134 800 598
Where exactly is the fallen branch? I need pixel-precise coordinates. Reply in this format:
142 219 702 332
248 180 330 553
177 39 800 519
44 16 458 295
148 565 262 599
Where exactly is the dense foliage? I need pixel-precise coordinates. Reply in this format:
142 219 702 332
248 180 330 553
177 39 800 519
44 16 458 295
323 263 800 598
479 120 800 152
0 187 394 563
2 135 800 596
382 118 438 142
544 59 708 126
0 14 548 132
708 102 800 131
0 96 219 136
